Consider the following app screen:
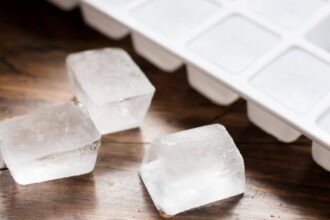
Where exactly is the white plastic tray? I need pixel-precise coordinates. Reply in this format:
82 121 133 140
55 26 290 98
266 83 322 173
53 0 330 171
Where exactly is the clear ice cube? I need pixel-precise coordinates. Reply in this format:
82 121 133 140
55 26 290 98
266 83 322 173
66 48 155 135
139 124 245 217
0 102 101 185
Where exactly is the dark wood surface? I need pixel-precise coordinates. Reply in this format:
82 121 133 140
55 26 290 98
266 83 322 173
0 1 330 219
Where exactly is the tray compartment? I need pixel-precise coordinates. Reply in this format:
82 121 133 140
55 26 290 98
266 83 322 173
130 0 221 72
188 15 280 74
313 108 330 171
131 0 221 39
242 0 326 29
132 33 183 72
312 142 330 171
250 48 330 114
306 15 330 53
187 65 239 105
81 2 129 39
247 102 301 142
99 0 133 7
0 141 5 169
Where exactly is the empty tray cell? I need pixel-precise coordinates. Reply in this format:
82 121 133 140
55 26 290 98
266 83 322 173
247 102 301 142
312 142 330 171
48 0 78 10
132 33 183 72
81 2 129 39
131 0 221 39
187 65 239 105
251 48 330 114
306 15 330 53
188 15 280 74
242 0 325 29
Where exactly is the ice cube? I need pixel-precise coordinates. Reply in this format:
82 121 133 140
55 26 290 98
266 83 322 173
140 124 245 217
66 48 155 135
0 102 101 185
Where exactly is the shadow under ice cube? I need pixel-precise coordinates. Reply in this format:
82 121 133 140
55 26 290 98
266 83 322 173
139 124 245 217
66 48 155 135
0 103 101 185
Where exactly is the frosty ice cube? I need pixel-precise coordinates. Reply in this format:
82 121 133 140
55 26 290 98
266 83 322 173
0 102 101 185
140 124 245 217
66 48 155 135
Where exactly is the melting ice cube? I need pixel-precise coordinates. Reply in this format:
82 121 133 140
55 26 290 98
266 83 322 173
140 124 245 217
0 102 101 185
66 48 155 135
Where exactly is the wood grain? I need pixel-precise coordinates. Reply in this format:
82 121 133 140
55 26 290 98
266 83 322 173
0 1 329 219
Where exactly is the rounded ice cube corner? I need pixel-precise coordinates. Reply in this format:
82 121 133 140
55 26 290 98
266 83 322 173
139 124 245 217
0 102 101 185
66 47 155 135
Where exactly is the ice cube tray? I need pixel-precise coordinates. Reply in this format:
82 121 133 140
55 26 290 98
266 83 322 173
50 0 330 171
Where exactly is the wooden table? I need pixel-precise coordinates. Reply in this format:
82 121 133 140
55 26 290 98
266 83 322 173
0 1 329 219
